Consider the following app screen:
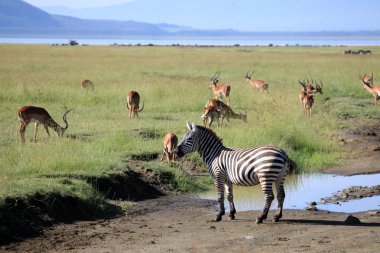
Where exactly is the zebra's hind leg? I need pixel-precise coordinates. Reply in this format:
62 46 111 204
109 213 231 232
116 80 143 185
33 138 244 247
273 173 286 222
256 180 274 224
226 183 236 220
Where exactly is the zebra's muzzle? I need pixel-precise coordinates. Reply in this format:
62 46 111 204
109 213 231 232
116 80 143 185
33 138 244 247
176 147 185 158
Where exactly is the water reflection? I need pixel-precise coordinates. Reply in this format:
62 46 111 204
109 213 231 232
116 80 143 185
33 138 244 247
197 173 380 213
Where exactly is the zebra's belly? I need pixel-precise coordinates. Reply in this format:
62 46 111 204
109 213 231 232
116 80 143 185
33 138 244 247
228 169 260 186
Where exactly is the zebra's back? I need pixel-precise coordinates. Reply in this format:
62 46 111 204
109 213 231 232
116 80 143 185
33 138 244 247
219 145 289 186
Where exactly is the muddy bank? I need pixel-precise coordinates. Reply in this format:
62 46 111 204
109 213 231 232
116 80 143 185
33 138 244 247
3 194 380 253
325 123 380 175
0 169 164 245
320 185 380 204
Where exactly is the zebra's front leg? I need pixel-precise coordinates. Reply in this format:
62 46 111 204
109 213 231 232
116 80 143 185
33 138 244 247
226 182 236 220
213 176 225 222
256 181 274 224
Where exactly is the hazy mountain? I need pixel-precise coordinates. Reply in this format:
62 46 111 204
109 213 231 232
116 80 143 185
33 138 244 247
1 0 379 38
0 0 60 29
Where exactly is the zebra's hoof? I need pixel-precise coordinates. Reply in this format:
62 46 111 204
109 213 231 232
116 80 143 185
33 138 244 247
229 214 235 220
255 218 263 224
213 216 222 222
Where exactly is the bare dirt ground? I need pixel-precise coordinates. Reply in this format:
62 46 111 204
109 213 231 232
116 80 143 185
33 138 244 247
2 122 380 253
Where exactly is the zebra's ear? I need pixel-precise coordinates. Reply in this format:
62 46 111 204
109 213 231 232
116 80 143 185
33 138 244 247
186 121 192 130
191 122 196 129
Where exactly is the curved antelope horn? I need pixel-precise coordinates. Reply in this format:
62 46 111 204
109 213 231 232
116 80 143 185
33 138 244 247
62 109 72 130
319 80 324 87
210 71 219 81
138 101 144 112
298 79 306 88
249 70 254 77
371 72 374 82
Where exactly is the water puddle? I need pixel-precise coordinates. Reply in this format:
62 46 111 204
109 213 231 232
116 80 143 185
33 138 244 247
198 173 380 213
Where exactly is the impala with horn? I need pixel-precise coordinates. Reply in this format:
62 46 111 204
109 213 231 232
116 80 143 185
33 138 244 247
245 70 269 93
18 106 72 142
161 132 178 161
209 72 231 106
127 91 144 118
298 79 323 108
361 73 380 105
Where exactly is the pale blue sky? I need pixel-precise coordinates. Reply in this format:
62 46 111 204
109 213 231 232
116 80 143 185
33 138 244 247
23 0 380 32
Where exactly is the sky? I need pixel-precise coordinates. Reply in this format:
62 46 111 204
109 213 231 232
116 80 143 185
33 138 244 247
22 0 380 32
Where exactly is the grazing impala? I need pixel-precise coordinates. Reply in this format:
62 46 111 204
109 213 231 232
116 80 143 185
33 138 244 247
209 72 231 106
205 99 247 126
127 91 144 118
361 73 380 105
161 132 178 161
18 106 71 142
201 105 222 128
245 70 269 93
81 79 94 90
298 79 323 108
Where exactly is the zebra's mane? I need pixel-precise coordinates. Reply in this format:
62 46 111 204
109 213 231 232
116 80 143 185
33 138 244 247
196 125 223 143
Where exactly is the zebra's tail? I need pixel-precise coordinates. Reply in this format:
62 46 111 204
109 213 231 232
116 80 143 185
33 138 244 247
287 158 297 174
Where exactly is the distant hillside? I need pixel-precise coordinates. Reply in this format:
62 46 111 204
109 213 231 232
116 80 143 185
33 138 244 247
0 0 60 32
0 0 379 38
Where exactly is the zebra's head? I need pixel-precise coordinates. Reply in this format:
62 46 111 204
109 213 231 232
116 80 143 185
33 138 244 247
176 122 200 158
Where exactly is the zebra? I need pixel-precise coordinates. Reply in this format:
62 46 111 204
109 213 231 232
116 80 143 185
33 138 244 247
176 122 296 224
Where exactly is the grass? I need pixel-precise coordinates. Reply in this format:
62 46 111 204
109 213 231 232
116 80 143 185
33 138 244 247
1 44 380 203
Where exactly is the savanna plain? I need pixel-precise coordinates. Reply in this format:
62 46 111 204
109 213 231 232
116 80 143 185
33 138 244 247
1 44 380 252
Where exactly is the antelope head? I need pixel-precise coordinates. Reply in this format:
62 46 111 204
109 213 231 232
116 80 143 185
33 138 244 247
361 73 373 86
209 71 220 88
315 80 324 94
245 70 254 80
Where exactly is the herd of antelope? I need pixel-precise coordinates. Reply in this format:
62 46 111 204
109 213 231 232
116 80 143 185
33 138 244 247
18 70 379 161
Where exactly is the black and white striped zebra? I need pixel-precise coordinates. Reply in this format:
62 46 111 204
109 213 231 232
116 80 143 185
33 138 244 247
176 122 296 224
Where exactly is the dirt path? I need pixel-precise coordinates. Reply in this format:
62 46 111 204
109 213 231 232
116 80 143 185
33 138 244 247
2 123 380 252
2 194 380 253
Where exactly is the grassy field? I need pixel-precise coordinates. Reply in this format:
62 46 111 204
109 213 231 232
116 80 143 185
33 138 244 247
0 44 379 203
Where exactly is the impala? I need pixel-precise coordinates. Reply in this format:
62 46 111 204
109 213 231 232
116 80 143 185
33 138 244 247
302 90 317 117
127 91 144 118
361 73 380 105
245 70 269 93
298 79 323 108
209 72 231 106
201 105 222 128
81 79 94 90
161 132 178 161
205 99 247 126
18 106 71 142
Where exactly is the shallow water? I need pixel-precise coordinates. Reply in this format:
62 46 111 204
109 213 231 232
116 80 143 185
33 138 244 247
197 173 380 213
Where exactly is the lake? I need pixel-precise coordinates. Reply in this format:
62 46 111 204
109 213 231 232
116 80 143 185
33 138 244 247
198 173 380 213
1 37 380 46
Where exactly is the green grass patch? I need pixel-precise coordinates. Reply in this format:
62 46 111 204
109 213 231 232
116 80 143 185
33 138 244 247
1 44 379 217
141 161 210 192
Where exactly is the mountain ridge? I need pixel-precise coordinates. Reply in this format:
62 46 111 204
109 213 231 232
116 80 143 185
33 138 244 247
1 0 380 38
